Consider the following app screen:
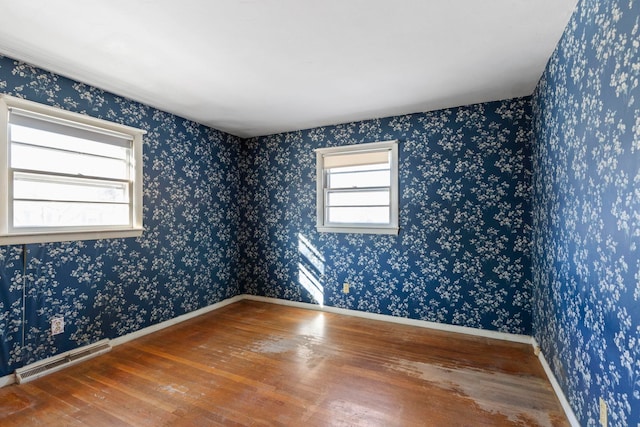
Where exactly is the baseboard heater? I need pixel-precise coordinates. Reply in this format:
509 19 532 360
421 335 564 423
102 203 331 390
15 339 112 384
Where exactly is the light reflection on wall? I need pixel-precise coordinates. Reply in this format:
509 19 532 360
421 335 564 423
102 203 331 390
298 233 324 306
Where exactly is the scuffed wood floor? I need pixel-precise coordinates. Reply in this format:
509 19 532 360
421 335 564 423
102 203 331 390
0 300 569 426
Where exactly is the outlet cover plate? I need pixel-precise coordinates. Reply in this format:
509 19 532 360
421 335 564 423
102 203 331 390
599 397 607 427
51 317 65 335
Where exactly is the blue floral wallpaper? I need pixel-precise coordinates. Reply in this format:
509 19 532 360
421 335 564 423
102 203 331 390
239 98 534 335
0 54 535 383
4 4 637 424
531 0 640 425
0 55 243 377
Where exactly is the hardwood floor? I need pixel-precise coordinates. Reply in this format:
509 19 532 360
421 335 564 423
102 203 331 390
0 300 568 426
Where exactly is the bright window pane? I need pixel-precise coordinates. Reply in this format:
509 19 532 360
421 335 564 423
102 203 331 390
327 206 390 224
14 172 128 203
328 169 390 189
11 124 129 159
330 163 389 173
14 201 129 228
316 140 398 234
327 190 389 207
11 143 129 180
0 95 145 244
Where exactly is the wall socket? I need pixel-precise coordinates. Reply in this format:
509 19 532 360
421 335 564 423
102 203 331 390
51 316 65 336
342 282 350 294
599 397 607 427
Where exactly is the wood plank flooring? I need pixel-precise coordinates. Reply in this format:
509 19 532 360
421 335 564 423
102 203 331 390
0 300 569 426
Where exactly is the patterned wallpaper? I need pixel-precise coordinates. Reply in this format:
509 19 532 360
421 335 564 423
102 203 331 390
531 0 640 425
0 54 535 380
239 98 534 334
0 55 242 377
4 4 636 424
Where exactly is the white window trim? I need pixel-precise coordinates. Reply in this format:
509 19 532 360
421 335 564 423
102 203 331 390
0 94 145 245
316 140 399 235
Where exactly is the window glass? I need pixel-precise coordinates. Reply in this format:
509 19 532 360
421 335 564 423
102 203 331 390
327 168 390 189
316 140 398 235
326 190 390 207
0 94 145 244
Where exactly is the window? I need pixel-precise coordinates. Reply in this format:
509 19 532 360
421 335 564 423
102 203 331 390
0 94 145 245
316 140 398 234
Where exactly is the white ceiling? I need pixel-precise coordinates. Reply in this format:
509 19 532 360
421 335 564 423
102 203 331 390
0 0 578 138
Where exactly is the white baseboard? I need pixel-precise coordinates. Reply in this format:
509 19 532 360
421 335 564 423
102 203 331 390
110 294 244 347
532 338 580 426
242 294 533 345
15 339 111 384
248 296 579 425
0 295 244 389
0 373 15 388
0 289 580 427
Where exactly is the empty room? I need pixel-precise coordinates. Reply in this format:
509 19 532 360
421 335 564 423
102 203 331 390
0 0 638 426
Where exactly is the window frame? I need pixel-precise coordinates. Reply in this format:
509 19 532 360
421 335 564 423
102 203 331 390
0 94 145 245
316 140 399 235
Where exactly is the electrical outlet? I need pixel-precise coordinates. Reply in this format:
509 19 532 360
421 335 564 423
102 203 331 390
599 397 607 427
51 316 64 336
343 282 350 294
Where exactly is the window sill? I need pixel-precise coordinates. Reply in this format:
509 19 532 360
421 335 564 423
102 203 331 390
316 226 399 235
0 228 143 245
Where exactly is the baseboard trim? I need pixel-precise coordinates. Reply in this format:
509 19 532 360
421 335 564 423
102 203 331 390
241 294 533 345
110 294 244 347
0 295 244 389
0 373 15 388
0 290 579 427
248 295 580 425
532 338 580 426
15 339 111 384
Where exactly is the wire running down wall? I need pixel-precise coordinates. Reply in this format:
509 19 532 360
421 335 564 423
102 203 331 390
0 55 243 377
